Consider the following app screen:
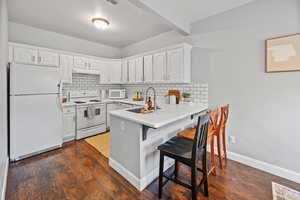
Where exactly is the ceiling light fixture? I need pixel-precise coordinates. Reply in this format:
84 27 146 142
92 18 110 30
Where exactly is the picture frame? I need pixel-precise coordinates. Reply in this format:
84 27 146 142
265 33 300 72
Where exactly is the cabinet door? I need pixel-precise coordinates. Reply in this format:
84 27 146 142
128 59 136 83
143 55 153 83
90 60 108 84
167 48 184 82
63 112 76 140
110 61 122 83
60 54 73 83
14 47 38 65
121 60 128 83
38 50 59 67
153 52 167 82
135 57 144 83
106 103 120 129
74 56 89 69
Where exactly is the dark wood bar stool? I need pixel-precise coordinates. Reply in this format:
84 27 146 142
177 108 219 175
157 113 210 200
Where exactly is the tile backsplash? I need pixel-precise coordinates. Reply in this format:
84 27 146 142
62 74 120 96
62 74 208 106
124 82 208 106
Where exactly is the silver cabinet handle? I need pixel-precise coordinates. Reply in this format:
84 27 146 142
38 56 42 63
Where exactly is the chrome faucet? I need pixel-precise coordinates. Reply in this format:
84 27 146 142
145 87 157 111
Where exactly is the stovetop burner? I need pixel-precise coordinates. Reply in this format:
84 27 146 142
74 101 86 104
89 100 101 102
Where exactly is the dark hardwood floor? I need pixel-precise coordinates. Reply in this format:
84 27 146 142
6 140 300 200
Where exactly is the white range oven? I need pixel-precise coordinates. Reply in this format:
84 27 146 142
76 103 106 140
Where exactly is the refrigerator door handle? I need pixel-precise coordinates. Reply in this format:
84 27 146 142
57 81 63 111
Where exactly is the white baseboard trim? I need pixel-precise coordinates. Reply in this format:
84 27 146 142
207 144 300 184
109 158 173 191
1 157 9 200
109 158 141 190
227 151 300 184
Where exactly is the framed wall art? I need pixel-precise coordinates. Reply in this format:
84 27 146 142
265 33 300 72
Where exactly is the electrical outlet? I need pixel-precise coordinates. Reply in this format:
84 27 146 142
229 136 236 144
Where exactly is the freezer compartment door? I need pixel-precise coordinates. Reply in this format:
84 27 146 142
10 64 60 95
10 95 63 160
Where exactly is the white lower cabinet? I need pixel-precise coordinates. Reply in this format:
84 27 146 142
106 103 120 129
63 106 76 142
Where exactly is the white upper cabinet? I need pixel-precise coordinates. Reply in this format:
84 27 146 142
90 60 107 83
60 54 74 83
13 46 59 67
124 43 191 84
135 57 144 83
166 48 184 82
153 52 167 83
143 55 153 83
89 59 102 71
14 47 38 65
121 60 129 83
38 50 59 67
74 56 90 69
128 59 136 83
126 57 144 83
10 42 192 85
109 61 122 83
99 63 110 84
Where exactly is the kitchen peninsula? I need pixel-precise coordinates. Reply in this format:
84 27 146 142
109 103 207 191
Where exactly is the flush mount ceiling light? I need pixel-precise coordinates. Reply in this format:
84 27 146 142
92 18 110 30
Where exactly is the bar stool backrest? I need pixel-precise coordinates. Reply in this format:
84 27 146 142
220 105 229 128
192 113 210 161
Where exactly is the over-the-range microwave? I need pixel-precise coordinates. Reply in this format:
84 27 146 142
108 89 126 99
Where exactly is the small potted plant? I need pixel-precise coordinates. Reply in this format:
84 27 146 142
182 92 191 102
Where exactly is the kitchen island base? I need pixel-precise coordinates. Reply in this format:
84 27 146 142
109 115 197 191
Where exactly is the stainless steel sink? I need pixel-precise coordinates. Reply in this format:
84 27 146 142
127 107 161 114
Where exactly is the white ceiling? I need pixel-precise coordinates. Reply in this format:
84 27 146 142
7 0 172 47
130 0 255 34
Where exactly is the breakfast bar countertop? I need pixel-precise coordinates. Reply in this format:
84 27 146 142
110 103 208 129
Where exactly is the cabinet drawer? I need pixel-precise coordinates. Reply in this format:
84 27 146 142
63 107 76 114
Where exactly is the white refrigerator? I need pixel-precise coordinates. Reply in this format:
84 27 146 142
9 63 63 161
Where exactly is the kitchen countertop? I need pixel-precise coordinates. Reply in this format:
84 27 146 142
62 99 146 107
110 103 208 129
